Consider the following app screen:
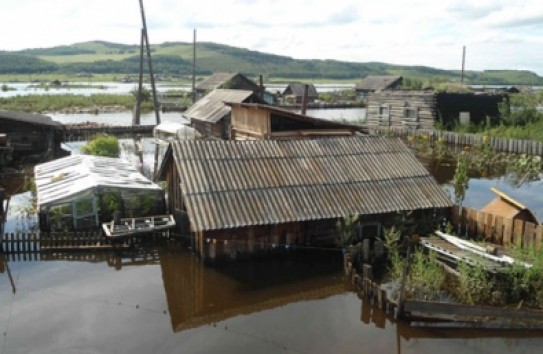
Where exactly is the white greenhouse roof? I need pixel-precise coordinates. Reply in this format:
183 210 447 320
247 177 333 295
34 155 162 207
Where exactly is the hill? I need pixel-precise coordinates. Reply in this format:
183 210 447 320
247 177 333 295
2 41 543 85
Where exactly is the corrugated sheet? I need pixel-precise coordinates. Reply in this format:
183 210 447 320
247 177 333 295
195 73 238 91
170 136 453 232
283 83 318 97
184 89 256 123
35 155 161 207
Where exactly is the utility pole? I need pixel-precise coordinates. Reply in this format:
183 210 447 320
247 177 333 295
133 28 145 126
192 29 197 103
138 0 160 125
461 45 466 85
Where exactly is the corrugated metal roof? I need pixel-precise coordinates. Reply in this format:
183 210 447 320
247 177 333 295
35 155 162 207
355 76 402 91
184 89 256 123
0 110 63 128
283 83 318 97
169 136 452 232
195 72 239 91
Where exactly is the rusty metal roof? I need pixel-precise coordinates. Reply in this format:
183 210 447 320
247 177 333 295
184 89 258 123
168 136 452 232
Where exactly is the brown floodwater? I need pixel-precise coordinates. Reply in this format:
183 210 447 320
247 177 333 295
2 245 543 354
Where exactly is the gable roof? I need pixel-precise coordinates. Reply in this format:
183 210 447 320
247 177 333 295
0 110 63 128
282 83 318 97
184 89 262 123
355 76 402 92
481 187 538 223
166 136 452 232
35 155 161 207
195 72 259 92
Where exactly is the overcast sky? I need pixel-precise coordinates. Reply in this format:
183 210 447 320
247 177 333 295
3 0 543 75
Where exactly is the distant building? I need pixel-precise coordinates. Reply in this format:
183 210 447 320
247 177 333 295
282 83 318 104
195 72 261 99
355 76 403 100
183 89 266 140
365 90 505 130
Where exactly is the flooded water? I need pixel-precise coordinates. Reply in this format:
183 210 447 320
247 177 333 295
2 111 543 353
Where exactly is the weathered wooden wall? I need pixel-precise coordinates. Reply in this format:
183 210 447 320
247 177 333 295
450 205 543 249
230 105 270 140
366 91 437 130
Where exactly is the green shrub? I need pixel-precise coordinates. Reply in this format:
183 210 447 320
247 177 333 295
81 134 119 157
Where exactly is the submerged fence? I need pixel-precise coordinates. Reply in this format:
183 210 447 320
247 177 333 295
369 127 543 156
450 205 543 249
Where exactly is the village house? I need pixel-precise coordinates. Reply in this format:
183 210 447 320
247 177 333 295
355 75 403 101
481 187 539 224
183 89 266 140
0 110 66 170
158 136 453 260
365 90 505 130
195 72 261 100
228 103 364 140
35 155 166 232
281 83 318 105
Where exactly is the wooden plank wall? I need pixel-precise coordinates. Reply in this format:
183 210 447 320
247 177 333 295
366 91 437 130
369 126 543 156
450 205 543 249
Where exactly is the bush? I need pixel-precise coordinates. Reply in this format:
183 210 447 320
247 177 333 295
81 134 120 157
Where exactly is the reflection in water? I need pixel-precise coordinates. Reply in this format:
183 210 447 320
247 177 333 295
160 247 347 332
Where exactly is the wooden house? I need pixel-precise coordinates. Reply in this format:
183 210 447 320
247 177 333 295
481 188 538 224
158 136 453 260
229 103 364 140
195 72 261 99
365 91 505 130
183 89 266 140
355 76 403 100
35 155 166 232
0 110 66 169
282 83 318 104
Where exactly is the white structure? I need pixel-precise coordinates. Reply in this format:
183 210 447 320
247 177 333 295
35 155 165 231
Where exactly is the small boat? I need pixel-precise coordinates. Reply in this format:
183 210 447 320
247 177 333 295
102 214 176 238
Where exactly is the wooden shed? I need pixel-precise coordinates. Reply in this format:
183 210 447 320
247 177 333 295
229 103 363 140
195 72 260 99
365 91 505 130
158 136 453 260
355 76 403 100
282 83 318 104
183 89 266 140
481 187 538 224
0 110 66 169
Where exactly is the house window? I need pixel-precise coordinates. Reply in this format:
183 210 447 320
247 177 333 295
378 105 389 119
404 106 418 120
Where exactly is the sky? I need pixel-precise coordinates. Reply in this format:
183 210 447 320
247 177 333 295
2 0 543 75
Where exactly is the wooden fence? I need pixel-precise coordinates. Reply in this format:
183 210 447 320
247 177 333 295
1 231 172 254
450 205 543 249
369 126 543 156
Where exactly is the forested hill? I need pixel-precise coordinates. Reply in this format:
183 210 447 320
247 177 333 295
2 40 543 85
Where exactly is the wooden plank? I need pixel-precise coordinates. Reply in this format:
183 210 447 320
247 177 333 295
523 222 536 248
476 210 485 238
468 208 478 237
502 218 513 245
513 219 525 247
493 216 504 244
404 300 543 321
536 225 543 250
483 212 494 241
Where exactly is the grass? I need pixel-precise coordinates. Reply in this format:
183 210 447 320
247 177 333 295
0 93 153 113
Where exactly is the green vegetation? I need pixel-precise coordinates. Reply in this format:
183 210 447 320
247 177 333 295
80 134 120 157
2 41 543 84
0 93 153 113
